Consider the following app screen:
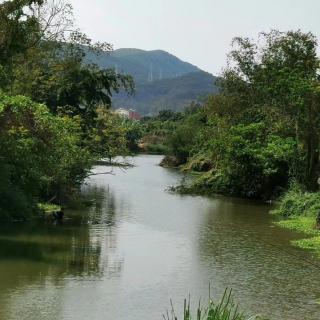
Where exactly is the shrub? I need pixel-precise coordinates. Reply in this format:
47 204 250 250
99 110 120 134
271 183 320 218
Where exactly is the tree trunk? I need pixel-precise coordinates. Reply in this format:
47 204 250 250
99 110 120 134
305 133 320 191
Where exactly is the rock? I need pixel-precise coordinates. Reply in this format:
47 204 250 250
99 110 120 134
159 155 180 168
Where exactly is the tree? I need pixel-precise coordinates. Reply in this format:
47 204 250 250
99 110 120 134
87 107 128 161
0 93 92 220
221 30 320 190
0 0 135 220
0 0 133 118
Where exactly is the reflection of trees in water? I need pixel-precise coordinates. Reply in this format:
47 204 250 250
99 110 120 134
196 200 320 320
0 183 124 300
84 184 124 278
85 185 117 227
197 200 295 289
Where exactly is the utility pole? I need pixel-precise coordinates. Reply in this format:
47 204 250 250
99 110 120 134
148 63 153 82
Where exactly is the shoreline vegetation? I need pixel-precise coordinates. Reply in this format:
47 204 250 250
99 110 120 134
0 0 140 221
1 1 319 318
144 30 320 257
271 185 320 255
0 0 319 261
165 289 265 320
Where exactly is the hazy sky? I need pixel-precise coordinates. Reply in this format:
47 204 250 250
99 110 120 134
69 0 320 75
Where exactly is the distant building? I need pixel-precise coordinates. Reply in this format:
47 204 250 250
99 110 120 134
115 108 130 118
115 108 141 120
128 109 141 120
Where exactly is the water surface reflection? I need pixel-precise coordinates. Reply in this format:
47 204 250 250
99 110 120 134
0 155 319 320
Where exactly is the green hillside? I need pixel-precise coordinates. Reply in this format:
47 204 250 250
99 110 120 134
86 48 219 115
113 71 219 115
85 48 201 83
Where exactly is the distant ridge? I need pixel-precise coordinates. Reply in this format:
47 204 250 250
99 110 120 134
86 48 201 83
85 48 219 115
113 71 218 115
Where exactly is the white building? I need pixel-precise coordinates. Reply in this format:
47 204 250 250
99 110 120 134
114 108 130 118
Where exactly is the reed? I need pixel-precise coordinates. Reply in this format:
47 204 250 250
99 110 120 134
163 289 264 320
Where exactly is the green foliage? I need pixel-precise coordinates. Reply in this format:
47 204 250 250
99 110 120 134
138 109 184 155
123 118 144 151
271 184 320 218
164 290 263 320
162 30 320 200
86 48 217 115
292 236 320 255
221 30 320 190
205 123 296 198
87 107 128 160
0 0 133 121
38 203 61 213
167 108 204 163
276 216 317 235
0 0 43 66
145 143 170 155
272 184 320 255
0 0 136 221
164 107 296 199
182 155 213 172
112 71 218 115
0 93 92 220
10 44 133 118
0 169 36 221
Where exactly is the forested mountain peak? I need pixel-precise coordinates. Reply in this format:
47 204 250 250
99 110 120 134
85 47 201 83
85 47 218 114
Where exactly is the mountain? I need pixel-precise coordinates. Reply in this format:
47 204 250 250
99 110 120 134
86 48 201 83
113 71 219 115
86 48 219 115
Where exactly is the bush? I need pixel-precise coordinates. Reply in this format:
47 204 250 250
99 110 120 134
0 93 93 220
271 184 320 218
272 184 320 255
181 122 297 199
146 143 170 155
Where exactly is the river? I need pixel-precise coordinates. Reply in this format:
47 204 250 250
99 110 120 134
0 155 319 320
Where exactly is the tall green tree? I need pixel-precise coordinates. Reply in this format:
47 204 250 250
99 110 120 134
0 0 135 220
221 30 320 190
0 0 133 117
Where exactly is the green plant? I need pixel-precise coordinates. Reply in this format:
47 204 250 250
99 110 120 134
271 183 320 218
164 289 264 320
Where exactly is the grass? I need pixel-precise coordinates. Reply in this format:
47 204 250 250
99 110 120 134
164 289 265 320
271 185 320 218
292 236 320 252
275 217 320 254
275 216 318 235
271 184 320 255
38 203 61 213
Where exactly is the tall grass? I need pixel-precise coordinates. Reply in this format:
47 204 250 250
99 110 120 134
271 183 320 218
163 289 264 320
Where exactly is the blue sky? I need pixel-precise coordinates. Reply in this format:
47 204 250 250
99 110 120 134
70 0 320 74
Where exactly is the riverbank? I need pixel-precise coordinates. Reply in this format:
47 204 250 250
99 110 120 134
0 155 319 320
162 155 320 257
271 186 320 256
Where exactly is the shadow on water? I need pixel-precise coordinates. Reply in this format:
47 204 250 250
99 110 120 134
0 184 123 305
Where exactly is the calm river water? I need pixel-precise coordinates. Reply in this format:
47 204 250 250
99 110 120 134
0 155 319 320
